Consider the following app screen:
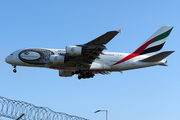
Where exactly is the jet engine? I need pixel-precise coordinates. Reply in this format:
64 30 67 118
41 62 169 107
66 46 82 56
59 70 73 77
50 55 65 64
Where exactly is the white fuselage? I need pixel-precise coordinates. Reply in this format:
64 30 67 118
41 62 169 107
5 48 166 72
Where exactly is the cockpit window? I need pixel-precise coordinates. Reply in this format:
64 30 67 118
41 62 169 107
24 52 29 55
10 53 13 55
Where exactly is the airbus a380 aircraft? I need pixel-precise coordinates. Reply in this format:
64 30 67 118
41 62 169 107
5 26 174 79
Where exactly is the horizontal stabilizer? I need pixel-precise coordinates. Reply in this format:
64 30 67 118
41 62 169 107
141 51 174 62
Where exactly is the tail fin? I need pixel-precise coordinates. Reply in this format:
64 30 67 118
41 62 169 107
134 26 173 56
111 26 173 66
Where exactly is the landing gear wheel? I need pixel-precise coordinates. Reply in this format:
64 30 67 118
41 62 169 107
78 76 81 80
76 70 95 79
13 65 17 73
13 69 17 73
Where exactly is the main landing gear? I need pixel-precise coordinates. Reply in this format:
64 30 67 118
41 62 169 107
75 70 95 80
13 65 17 73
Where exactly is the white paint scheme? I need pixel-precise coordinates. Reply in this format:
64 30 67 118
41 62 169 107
5 50 168 70
5 26 174 79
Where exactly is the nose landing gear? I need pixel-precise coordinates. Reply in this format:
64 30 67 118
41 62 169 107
13 65 17 73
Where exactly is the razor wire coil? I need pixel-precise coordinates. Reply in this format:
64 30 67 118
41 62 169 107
0 96 88 120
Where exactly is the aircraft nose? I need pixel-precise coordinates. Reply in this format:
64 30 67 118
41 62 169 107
5 56 11 64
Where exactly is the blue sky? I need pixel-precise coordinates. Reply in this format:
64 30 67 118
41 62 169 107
0 0 180 120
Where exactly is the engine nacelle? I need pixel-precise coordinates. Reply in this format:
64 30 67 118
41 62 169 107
66 46 82 56
59 70 73 77
50 55 65 64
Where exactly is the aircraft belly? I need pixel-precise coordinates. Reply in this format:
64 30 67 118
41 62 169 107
112 61 162 71
90 62 111 70
15 63 50 68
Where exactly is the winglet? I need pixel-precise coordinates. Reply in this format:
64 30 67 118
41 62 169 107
118 28 123 34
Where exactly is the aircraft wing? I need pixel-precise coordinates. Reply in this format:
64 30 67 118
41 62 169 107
65 30 120 70
85 31 120 45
